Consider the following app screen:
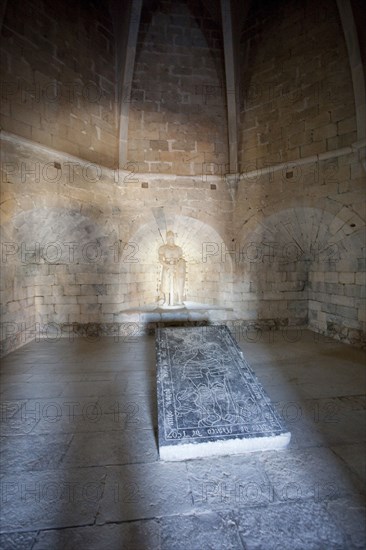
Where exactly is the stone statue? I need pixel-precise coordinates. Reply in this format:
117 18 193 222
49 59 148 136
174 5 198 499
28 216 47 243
158 231 186 306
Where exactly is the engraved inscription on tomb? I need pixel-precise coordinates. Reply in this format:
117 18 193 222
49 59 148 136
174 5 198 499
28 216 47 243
156 326 288 447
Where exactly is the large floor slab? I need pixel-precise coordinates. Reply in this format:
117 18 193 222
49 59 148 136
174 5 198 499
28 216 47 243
156 326 291 460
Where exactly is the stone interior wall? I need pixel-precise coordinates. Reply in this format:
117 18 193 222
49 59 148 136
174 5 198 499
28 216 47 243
0 135 233 354
127 0 229 175
238 0 356 169
0 0 118 167
233 150 365 345
0 0 365 354
306 152 366 343
235 0 365 345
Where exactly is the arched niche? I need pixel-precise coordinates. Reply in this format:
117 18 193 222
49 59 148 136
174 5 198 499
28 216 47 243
126 215 234 308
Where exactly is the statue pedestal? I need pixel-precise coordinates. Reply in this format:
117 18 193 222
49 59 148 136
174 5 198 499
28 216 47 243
156 325 291 461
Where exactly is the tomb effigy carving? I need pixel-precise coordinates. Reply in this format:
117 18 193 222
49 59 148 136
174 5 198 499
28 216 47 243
156 326 291 461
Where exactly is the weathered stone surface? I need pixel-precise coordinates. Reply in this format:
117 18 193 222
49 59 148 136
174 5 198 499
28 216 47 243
160 512 242 550
0 467 107 531
32 522 160 550
156 326 291 460
221 500 347 549
327 496 366 549
0 434 72 473
0 334 365 547
331 443 366 483
257 447 363 501
186 452 271 511
0 531 37 550
97 462 192 523
61 429 158 467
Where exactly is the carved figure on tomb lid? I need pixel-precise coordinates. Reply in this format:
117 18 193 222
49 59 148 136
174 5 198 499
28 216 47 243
173 336 245 427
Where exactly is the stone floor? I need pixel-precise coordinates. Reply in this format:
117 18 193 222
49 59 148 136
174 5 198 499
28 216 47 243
0 329 365 549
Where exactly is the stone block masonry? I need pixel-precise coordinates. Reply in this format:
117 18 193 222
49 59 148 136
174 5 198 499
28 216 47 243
238 0 356 172
0 133 234 354
0 0 118 168
0 0 365 353
127 0 228 175
2 119 365 352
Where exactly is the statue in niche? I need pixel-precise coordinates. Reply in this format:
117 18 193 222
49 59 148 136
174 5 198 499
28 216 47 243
158 231 186 306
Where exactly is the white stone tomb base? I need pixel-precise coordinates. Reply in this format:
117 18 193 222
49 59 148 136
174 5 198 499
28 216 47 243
159 432 291 461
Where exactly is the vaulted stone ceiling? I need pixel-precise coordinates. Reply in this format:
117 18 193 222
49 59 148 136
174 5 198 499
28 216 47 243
107 0 252 170
104 0 365 172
